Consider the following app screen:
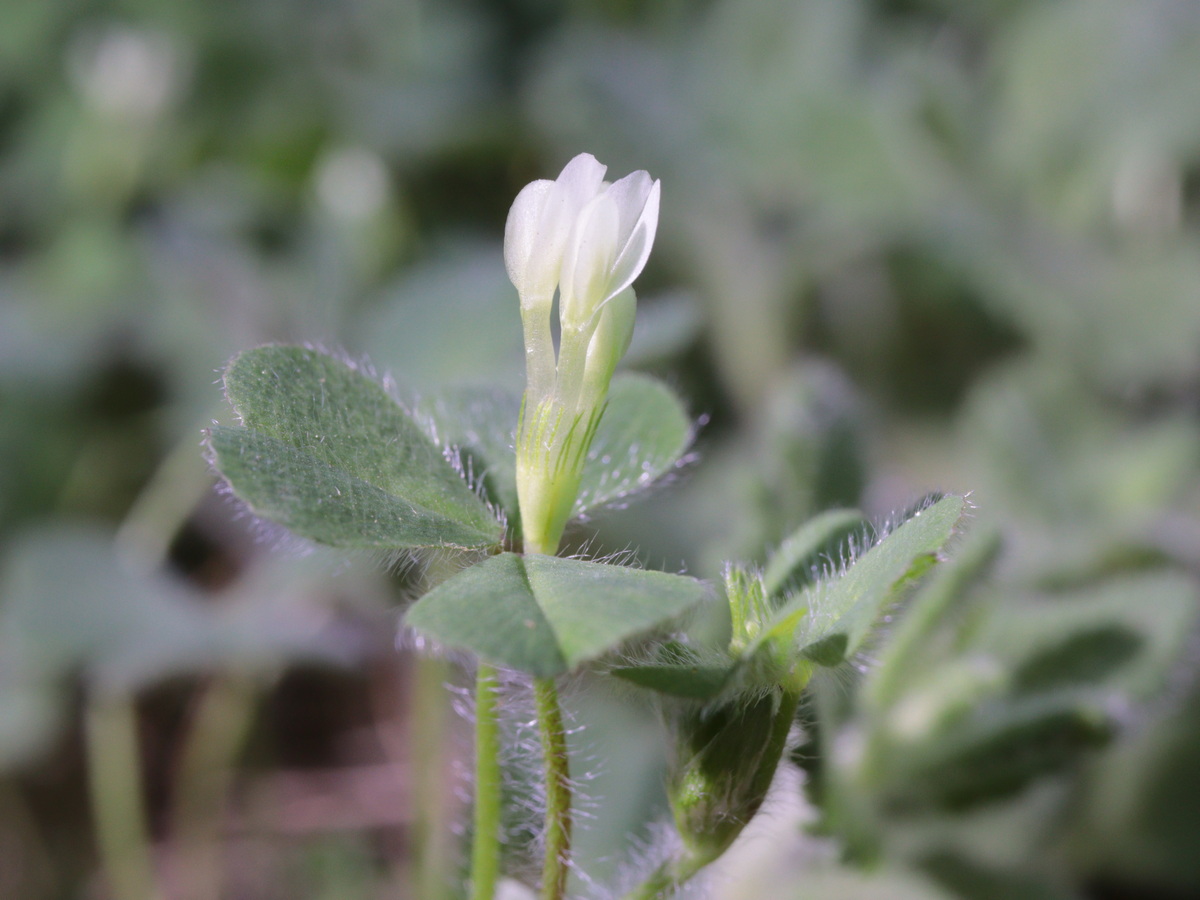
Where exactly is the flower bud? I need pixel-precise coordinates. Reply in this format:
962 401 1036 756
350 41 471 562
667 691 796 868
667 687 799 864
507 154 659 556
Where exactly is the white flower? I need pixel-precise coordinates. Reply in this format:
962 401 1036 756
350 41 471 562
558 170 661 332
503 153 607 307
507 153 661 555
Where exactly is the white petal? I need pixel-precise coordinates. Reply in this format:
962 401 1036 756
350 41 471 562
503 179 558 297
559 192 620 329
606 170 655 247
605 178 661 302
554 153 607 212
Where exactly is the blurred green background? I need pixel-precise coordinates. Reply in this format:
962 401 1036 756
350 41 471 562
2 0 1200 898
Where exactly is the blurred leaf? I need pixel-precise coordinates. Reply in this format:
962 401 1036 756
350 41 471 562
417 385 521 518
973 573 1198 700
354 244 524 389
766 863 958 900
864 528 1003 713
576 373 693 516
748 364 869 551
404 553 711 677
0 524 359 699
0 682 65 770
1010 626 1143 694
210 345 501 550
889 696 1113 811
920 850 1084 900
622 291 705 367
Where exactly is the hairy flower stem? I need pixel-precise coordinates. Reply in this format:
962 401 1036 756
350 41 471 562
470 664 503 900
534 676 572 900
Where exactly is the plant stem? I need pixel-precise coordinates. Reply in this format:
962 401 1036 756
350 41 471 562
534 676 572 900
411 656 454 900
470 663 503 900
170 674 258 900
85 692 163 900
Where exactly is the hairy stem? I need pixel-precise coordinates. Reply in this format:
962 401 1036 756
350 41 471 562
534 677 572 900
85 692 163 900
470 664 503 900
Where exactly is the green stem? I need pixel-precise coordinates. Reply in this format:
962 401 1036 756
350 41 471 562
114 426 214 571
412 656 455 900
470 663 503 900
170 674 258 900
534 677 572 900
85 692 163 900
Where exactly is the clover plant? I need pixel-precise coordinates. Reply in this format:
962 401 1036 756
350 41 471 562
208 154 969 900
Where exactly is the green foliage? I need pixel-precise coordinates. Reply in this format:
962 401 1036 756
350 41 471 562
210 346 502 550
4 0 1200 896
0 524 356 766
404 552 711 677
612 497 965 703
890 697 1114 811
575 373 693 516
609 640 735 699
762 508 870 598
810 556 1198 863
420 371 693 530
776 495 965 668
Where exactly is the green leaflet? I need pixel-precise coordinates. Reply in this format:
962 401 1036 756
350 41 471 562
211 345 502 550
611 641 737 699
766 496 966 668
404 553 711 677
762 508 870 599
